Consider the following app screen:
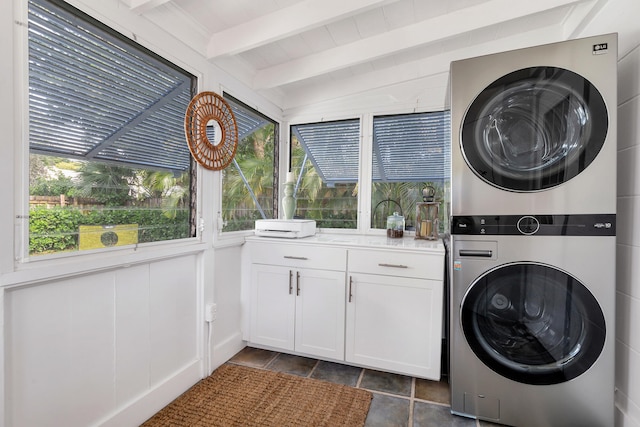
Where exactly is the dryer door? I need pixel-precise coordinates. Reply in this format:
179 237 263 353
461 67 608 192
461 262 606 385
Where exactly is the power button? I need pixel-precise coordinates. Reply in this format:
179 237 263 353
517 216 539 235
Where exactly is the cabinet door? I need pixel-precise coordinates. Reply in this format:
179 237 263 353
345 273 443 379
250 264 295 351
295 269 346 360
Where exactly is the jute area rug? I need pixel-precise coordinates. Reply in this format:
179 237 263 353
141 363 373 426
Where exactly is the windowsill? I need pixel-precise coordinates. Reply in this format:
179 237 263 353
2 238 208 289
214 229 254 248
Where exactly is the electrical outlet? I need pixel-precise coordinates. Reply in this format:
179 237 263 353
205 303 217 322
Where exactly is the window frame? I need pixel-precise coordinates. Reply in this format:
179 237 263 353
289 117 362 230
219 93 280 234
369 111 451 233
17 0 202 264
287 110 450 235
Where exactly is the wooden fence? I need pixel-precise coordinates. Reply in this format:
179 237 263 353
29 195 103 209
29 195 168 209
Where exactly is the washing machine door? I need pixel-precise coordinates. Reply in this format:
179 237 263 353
461 262 606 385
461 67 608 192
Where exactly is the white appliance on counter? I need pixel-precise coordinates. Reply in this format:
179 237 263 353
254 219 316 238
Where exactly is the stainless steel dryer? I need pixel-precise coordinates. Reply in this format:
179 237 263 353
449 215 615 427
450 33 617 216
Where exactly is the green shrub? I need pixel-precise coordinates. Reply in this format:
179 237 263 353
29 207 82 253
29 206 190 255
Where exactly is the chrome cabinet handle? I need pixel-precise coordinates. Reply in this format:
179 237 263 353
289 270 293 294
284 256 308 260
378 263 409 269
296 271 301 296
348 276 353 303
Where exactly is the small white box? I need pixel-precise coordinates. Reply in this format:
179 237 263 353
254 219 316 238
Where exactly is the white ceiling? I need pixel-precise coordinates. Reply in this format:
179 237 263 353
121 0 609 109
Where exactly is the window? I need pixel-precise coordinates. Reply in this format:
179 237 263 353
221 95 278 232
289 113 450 233
27 0 196 256
371 112 450 232
290 119 360 229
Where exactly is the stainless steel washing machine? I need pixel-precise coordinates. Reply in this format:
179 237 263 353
449 215 615 427
449 34 618 426
450 33 617 216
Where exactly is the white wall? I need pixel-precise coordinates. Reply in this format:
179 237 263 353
5 256 199 427
615 41 640 427
211 245 246 368
575 1 640 425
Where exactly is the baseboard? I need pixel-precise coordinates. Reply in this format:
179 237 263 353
615 388 640 427
95 360 201 427
95 332 245 426
211 331 245 373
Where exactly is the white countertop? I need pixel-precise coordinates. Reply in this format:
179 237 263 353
246 233 446 254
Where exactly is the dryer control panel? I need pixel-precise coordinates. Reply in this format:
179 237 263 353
451 214 616 236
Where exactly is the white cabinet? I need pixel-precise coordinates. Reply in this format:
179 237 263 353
249 264 295 349
248 242 347 360
243 237 445 379
346 248 444 380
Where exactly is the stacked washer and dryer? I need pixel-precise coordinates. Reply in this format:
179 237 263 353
449 34 617 427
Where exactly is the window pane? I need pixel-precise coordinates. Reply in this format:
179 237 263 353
221 96 278 232
290 119 359 229
27 0 195 256
371 112 451 232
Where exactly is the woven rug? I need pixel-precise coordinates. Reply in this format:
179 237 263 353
141 363 373 426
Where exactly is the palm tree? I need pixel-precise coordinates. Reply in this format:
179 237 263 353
74 162 135 206
221 123 276 229
139 169 191 219
290 143 358 228
371 181 446 230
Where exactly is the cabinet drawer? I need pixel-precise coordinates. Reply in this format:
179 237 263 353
348 249 443 280
249 242 347 271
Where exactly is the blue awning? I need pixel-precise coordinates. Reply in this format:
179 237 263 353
292 112 450 184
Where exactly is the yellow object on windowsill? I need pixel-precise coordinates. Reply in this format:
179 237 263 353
78 224 138 250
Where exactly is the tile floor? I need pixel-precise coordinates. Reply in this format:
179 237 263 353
228 347 506 427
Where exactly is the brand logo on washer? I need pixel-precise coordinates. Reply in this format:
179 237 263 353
593 43 608 55
594 222 612 229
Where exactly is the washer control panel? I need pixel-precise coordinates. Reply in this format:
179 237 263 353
517 216 539 235
451 214 616 236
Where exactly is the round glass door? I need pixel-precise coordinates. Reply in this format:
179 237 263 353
461 67 608 192
461 262 606 385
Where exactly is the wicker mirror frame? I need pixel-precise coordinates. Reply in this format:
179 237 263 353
184 91 238 171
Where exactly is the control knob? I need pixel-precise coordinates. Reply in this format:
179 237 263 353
517 216 539 235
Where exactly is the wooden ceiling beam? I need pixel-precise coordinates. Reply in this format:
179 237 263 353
253 0 583 89
206 0 400 58
121 0 171 15
282 26 564 110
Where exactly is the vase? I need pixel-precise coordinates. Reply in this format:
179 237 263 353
282 181 296 220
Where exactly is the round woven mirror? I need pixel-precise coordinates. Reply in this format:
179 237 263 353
184 91 238 170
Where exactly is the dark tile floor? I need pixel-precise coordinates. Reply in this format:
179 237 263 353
228 347 506 427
